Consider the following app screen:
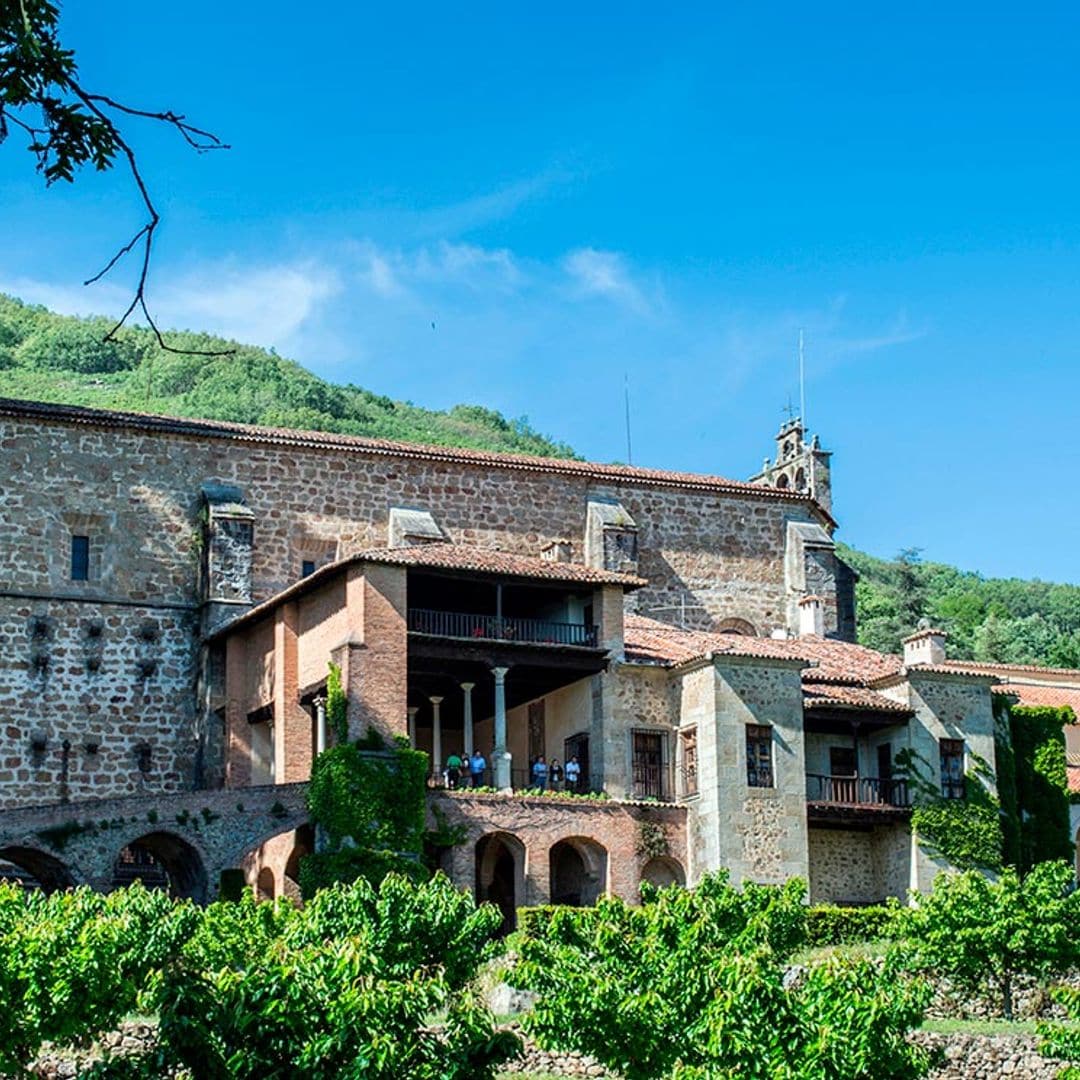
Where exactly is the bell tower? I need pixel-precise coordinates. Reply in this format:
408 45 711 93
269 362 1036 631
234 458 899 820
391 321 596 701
749 417 833 515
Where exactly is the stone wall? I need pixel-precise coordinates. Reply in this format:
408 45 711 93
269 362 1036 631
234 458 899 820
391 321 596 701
0 403 832 807
690 657 809 887
0 598 198 809
807 823 911 903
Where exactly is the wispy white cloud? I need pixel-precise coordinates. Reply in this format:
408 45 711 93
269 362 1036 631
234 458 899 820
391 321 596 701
561 247 651 313
1 260 342 350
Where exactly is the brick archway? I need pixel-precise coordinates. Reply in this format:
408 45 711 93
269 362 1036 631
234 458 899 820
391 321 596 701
550 836 608 907
475 831 525 933
0 845 77 892
112 832 208 902
640 855 685 889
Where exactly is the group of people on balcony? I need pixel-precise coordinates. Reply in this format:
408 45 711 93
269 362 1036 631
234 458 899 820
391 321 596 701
529 754 582 792
443 750 488 789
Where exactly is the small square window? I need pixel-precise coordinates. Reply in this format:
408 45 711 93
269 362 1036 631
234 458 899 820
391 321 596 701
746 724 774 788
301 559 316 578
71 535 90 581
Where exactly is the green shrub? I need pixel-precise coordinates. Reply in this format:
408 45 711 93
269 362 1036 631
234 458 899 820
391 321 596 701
511 872 928 1080
805 903 902 947
896 860 1080 1020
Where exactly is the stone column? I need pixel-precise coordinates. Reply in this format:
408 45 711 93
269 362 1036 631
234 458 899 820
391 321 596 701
314 696 327 757
430 696 443 781
492 667 511 791
461 682 475 759
407 706 419 749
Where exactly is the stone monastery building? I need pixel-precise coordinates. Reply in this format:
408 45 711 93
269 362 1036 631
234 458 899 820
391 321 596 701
0 396 1054 913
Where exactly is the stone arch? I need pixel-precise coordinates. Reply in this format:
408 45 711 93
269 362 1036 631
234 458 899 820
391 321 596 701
475 831 525 934
255 866 275 902
640 855 686 889
775 472 790 490
111 832 208 903
794 467 807 492
550 836 608 907
716 617 757 637
0 845 76 893
283 824 315 904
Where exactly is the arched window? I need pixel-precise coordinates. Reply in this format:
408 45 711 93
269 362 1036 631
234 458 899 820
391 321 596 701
775 473 790 490
794 468 807 491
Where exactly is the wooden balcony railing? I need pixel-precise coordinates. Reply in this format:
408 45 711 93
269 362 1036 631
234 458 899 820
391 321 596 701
805 774 911 808
408 608 598 647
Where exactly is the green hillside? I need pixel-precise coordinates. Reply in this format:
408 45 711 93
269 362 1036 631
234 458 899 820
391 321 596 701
0 294 577 458
839 544 1080 667
3 294 1078 669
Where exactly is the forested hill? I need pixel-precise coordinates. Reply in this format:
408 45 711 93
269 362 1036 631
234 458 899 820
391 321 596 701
838 544 1080 667
3 295 1077 668
0 295 577 458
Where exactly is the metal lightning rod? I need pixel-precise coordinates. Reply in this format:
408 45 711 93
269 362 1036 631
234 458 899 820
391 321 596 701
798 328 806 430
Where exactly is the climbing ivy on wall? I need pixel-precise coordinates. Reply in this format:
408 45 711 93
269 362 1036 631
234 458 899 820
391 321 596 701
1008 704 1073 873
993 695 1022 870
326 661 348 744
897 748 1003 871
300 733 430 897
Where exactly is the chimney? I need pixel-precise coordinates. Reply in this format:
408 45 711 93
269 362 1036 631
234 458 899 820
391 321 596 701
798 594 824 637
903 626 947 667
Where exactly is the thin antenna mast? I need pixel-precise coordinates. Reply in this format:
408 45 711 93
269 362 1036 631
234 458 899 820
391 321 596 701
624 373 633 465
798 328 806 429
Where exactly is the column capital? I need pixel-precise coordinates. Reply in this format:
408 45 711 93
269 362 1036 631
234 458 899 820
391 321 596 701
429 695 444 706
491 666 509 682
407 705 419 716
312 695 327 709
460 681 476 692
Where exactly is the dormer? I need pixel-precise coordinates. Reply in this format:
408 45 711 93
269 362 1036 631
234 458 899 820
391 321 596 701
585 497 639 575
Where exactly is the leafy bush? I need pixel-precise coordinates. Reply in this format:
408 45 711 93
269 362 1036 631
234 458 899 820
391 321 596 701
0 875 517 1078
510 873 928 1080
0 881 196 1075
1037 985 1080 1075
805 903 901 947
896 860 1080 1019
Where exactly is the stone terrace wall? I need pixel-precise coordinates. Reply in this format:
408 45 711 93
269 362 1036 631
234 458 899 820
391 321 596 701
431 790 686 905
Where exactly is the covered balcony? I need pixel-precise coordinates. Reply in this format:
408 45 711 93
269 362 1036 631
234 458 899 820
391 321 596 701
802 681 914 825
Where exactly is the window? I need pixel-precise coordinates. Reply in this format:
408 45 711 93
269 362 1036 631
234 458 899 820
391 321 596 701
632 730 666 799
602 526 638 572
940 739 965 800
301 559 316 578
829 746 856 777
70 535 90 581
746 724 773 788
680 727 698 797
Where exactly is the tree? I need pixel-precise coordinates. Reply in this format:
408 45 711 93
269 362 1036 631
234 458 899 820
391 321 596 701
897 861 1080 1020
510 873 929 1080
1 0 227 351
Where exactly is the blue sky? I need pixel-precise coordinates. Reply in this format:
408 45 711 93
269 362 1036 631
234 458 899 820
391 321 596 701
2 2 1080 581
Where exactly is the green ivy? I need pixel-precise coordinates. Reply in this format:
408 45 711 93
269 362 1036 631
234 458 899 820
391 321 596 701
326 661 347 743
897 747 1003 871
994 695 1022 869
1008 704 1073 872
300 741 429 898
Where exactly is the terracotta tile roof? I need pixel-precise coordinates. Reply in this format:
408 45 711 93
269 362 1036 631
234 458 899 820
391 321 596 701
0 397 833 520
350 543 647 587
210 544 644 639
622 616 904 683
1068 765 1080 794
803 682 912 714
990 682 1080 715
622 615 809 666
943 659 1080 678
